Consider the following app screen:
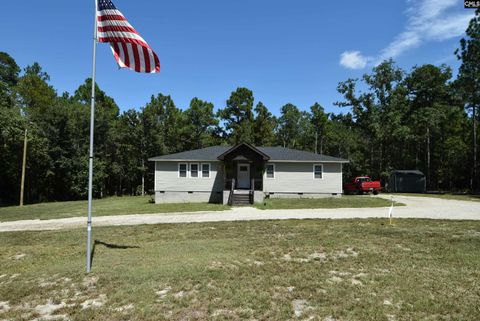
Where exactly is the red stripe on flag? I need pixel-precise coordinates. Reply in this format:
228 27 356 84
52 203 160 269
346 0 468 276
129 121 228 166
112 43 120 65
97 37 148 47
132 45 141 72
142 47 151 72
153 51 160 73
98 26 138 34
122 43 130 68
97 14 126 21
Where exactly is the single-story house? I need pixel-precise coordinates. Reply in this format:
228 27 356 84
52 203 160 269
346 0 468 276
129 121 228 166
148 143 348 205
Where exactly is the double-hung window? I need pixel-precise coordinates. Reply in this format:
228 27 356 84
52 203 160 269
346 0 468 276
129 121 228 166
313 164 323 179
202 163 210 178
266 164 275 179
190 163 199 178
178 163 187 178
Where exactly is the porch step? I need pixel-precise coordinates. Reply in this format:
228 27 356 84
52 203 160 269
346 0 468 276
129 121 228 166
231 192 252 206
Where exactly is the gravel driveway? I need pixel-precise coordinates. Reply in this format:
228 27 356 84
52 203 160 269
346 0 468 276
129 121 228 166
1 195 479 232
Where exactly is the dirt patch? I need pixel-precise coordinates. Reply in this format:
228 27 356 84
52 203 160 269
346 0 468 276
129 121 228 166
80 294 107 309
333 247 358 259
31 300 75 321
82 275 98 289
329 270 351 277
113 303 134 312
0 301 11 312
395 244 411 251
155 286 171 300
11 253 26 260
211 309 235 317
208 260 239 270
327 276 343 283
173 291 185 299
282 248 358 264
292 299 312 318
308 251 327 261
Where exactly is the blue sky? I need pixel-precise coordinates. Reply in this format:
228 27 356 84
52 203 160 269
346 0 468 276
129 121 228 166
0 0 474 115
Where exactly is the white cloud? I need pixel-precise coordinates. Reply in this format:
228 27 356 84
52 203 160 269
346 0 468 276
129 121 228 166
339 51 371 69
339 0 475 69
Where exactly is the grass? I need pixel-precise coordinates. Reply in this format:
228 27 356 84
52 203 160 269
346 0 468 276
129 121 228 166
391 193 480 202
255 195 404 210
1 195 404 222
0 219 479 320
0 195 229 222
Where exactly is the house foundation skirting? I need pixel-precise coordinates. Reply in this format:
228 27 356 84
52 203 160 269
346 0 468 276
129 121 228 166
265 192 341 199
155 191 223 204
154 191 341 204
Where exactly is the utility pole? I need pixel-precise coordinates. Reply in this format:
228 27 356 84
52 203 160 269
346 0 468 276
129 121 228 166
19 128 28 206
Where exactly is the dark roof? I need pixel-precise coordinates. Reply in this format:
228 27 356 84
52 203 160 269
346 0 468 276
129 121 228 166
257 146 348 162
217 143 270 161
149 145 348 163
392 170 425 175
148 146 229 161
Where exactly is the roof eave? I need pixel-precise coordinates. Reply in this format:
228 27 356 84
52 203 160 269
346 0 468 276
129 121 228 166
148 158 221 162
268 159 349 163
217 142 270 161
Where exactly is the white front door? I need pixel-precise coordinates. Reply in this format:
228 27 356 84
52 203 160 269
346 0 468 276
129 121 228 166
237 163 250 189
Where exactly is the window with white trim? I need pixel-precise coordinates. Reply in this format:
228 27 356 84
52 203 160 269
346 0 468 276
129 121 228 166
178 163 187 178
190 163 199 178
266 164 275 178
201 163 210 178
313 164 323 179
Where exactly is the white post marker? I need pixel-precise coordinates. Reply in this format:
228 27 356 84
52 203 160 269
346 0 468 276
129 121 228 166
388 195 394 225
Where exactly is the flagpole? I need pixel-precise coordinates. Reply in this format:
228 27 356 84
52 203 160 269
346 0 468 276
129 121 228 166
86 0 98 273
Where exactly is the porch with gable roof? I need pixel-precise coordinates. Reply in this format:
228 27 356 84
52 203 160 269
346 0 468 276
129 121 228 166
217 143 269 205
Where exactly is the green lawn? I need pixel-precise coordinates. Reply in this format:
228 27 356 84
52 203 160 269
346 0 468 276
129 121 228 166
390 193 480 202
0 219 479 320
0 196 229 222
256 196 404 210
1 195 403 222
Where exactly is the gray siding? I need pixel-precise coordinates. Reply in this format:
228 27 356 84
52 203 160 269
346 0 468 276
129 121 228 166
263 162 342 194
154 161 224 192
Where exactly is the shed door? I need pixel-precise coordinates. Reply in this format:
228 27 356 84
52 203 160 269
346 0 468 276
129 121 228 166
237 164 250 189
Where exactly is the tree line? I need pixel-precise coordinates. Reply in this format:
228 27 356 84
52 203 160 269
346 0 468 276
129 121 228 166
0 10 478 205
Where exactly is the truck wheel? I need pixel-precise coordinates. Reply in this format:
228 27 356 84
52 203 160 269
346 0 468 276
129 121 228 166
357 190 363 195
372 189 378 195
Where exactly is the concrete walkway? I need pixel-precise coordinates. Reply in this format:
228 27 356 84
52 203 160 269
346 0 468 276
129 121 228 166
1 195 479 232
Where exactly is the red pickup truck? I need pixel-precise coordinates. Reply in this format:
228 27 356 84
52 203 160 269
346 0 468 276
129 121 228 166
343 176 381 195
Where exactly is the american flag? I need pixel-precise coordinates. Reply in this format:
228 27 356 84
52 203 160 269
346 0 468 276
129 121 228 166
97 0 160 73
